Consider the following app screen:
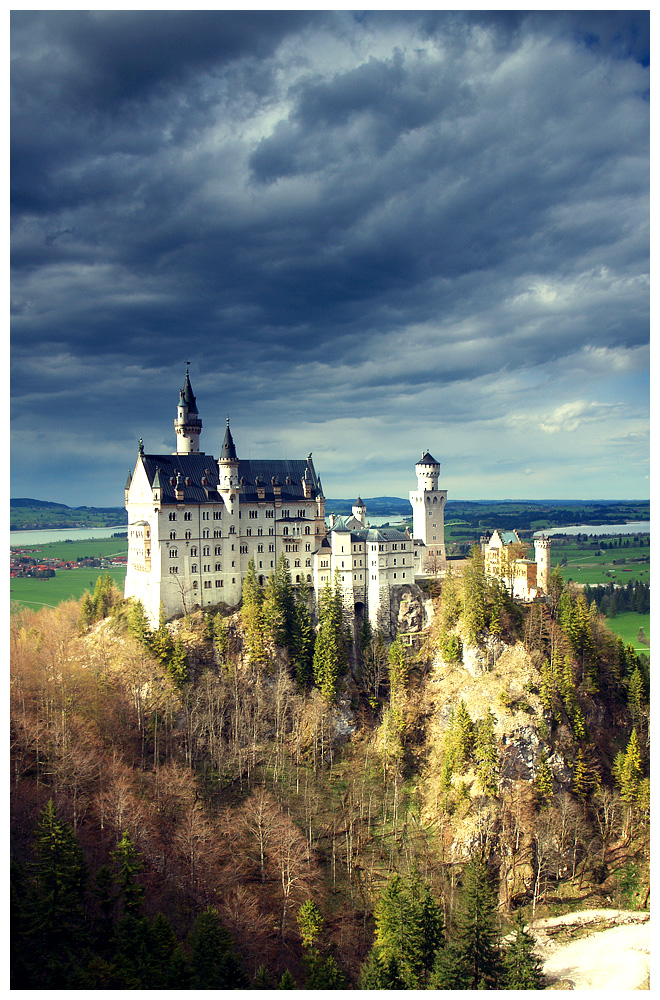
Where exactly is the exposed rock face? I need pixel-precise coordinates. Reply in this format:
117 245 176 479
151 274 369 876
390 584 432 633
460 634 508 677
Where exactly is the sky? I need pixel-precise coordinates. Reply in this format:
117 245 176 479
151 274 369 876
10 10 650 507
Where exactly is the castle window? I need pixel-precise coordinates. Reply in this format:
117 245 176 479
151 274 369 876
304 526 310 534
269 544 275 552
258 545 263 553
240 545 248 554
184 512 192 521
204 564 210 573
204 580 211 589
185 531 191 540
168 512 176 521
246 528 251 536
257 527 263 536
283 527 288 536
169 549 178 557
305 543 311 552
249 510 258 519
215 563 221 571
215 580 223 587
193 580 198 589
192 564 197 573
229 526 235 534
169 566 179 574
191 547 197 556
305 559 311 567
298 509 305 518
213 511 221 520
266 510 274 518
203 546 210 556
214 530 221 537
283 510 290 518
203 511 209 520
214 546 221 555
170 531 176 539
203 530 209 538
268 528 274 535
295 560 300 567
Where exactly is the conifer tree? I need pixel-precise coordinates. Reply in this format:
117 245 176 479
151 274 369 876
111 832 144 917
501 911 544 989
168 637 189 686
432 855 501 990
187 906 247 988
535 751 554 805
277 969 297 988
474 709 499 795
240 558 265 664
291 588 314 688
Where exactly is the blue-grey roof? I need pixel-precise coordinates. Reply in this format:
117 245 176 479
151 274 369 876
418 451 440 466
181 370 198 414
138 453 319 505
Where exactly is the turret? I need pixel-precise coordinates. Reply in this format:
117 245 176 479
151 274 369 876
534 536 551 593
218 418 239 491
415 451 440 491
174 366 202 454
352 496 366 526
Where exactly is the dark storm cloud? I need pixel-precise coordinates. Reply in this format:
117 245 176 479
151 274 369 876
10 10 649 503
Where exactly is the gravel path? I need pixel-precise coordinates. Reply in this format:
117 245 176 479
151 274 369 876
529 909 650 990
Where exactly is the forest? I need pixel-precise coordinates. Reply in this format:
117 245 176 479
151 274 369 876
10 550 650 989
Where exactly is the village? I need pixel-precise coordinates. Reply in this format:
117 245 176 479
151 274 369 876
9 546 126 580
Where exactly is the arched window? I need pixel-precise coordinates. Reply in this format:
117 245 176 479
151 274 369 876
170 530 176 540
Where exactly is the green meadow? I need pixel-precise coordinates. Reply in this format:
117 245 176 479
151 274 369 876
10 537 128 611
603 611 650 652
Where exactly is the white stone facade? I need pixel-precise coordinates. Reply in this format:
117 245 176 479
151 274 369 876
124 371 446 628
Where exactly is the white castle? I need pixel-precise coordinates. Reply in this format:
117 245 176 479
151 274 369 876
124 368 448 630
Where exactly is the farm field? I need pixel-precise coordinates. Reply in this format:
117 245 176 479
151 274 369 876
10 537 129 612
10 537 128 562
10 565 127 612
552 537 649 587
603 611 650 652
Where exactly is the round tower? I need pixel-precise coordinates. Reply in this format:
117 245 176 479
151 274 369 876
352 496 367 526
415 451 440 491
174 366 202 454
534 536 551 593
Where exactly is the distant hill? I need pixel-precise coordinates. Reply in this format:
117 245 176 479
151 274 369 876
11 498 71 509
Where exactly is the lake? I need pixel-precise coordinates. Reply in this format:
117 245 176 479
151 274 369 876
10 525 128 547
533 522 650 537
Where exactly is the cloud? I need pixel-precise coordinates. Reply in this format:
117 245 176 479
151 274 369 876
10 11 649 504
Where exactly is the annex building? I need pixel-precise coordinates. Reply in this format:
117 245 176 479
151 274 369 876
124 369 448 630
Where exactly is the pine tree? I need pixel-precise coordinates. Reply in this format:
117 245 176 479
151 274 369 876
277 969 297 988
168 637 189 686
535 751 554 805
462 545 488 643
126 599 153 648
474 709 499 795
150 603 175 666
292 588 314 688
297 899 323 949
364 872 443 988
187 907 247 988
111 832 144 917
501 912 544 989
240 558 265 664
433 856 501 990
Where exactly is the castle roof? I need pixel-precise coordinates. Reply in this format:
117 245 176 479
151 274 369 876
138 452 320 504
180 369 198 414
220 423 237 461
418 451 440 466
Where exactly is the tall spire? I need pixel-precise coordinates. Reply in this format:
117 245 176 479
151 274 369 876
174 364 202 454
220 416 237 461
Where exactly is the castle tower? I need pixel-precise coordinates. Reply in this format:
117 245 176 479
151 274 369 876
352 496 366 526
409 451 447 572
217 418 239 492
174 366 202 454
534 537 551 593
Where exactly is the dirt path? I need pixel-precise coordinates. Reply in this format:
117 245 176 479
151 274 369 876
530 909 650 990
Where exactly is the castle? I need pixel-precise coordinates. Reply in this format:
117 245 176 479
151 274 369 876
124 369 550 628
124 369 448 630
